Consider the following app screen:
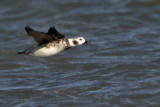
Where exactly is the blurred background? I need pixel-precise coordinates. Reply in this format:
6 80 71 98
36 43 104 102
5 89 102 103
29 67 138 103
1 0 160 106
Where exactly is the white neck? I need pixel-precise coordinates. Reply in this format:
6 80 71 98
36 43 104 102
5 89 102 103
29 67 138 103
68 38 76 47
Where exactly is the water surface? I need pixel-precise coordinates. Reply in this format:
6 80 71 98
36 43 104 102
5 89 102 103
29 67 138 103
1 0 160 107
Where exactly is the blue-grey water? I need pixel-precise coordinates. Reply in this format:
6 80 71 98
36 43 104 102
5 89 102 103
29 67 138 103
1 0 160 107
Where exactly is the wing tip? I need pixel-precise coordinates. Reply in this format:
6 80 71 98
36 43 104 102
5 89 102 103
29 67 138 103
51 25 56 29
47 25 65 38
17 51 30 55
48 26 57 34
25 26 31 31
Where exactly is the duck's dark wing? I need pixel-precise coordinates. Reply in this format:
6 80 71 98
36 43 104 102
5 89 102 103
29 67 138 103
25 26 59 45
47 26 65 39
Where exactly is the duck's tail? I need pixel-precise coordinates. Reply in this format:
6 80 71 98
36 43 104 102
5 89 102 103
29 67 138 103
17 45 37 55
17 51 26 54
17 51 29 55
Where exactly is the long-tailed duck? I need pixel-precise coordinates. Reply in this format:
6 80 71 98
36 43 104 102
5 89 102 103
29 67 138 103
18 26 89 57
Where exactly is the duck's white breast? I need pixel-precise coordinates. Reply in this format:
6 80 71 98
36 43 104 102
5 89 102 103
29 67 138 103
30 42 66 57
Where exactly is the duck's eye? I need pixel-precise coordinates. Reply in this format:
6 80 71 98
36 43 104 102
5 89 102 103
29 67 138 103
79 39 82 41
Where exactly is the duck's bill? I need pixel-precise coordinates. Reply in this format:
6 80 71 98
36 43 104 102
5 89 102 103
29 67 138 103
83 41 90 45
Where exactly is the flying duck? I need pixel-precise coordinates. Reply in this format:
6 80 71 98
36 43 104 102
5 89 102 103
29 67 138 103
18 26 89 57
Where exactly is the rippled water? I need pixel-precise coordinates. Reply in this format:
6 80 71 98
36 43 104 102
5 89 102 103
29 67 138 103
1 0 160 106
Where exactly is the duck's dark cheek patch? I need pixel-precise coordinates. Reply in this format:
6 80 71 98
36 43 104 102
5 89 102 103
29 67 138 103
73 41 78 45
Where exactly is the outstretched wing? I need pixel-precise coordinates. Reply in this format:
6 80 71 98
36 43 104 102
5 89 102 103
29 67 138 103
25 26 57 45
47 26 65 39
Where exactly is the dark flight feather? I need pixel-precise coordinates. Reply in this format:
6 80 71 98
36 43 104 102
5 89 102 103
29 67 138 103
25 26 65 45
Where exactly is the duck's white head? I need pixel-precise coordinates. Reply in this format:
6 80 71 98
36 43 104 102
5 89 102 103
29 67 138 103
68 37 89 47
